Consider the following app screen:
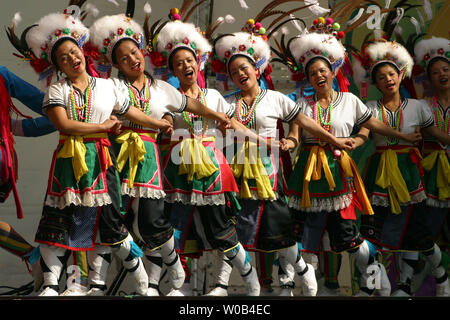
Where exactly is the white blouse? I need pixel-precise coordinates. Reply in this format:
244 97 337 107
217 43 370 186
43 76 130 123
296 91 372 143
225 89 301 138
114 78 187 130
366 98 434 147
171 88 234 136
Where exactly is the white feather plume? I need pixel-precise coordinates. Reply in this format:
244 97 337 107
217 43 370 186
423 0 432 20
85 4 99 17
12 12 22 26
409 16 421 36
144 2 151 14
238 0 248 9
107 0 120 7
225 15 235 24
304 0 331 16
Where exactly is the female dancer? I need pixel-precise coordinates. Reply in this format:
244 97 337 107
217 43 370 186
210 27 358 296
87 13 231 296
412 37 449 296
285 24 424 297
21 11 174 296
353 39 450 296
147 16 269 296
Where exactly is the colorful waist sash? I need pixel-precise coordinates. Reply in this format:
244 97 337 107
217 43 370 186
57 133 112 183
374 146 422 213
115 128 158 188
302 145 373 215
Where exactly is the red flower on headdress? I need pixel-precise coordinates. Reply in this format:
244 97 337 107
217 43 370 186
150 51 167 67
211 59 226 73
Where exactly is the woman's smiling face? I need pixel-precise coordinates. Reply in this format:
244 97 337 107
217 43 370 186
113 39 145 78
171 48 199 87
228 56 259 91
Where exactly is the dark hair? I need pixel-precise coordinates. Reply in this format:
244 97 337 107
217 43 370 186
371 61 400 83
426 56 450 79
227 54 257 77
168 47 197 72
51 37 79 70
305 56 332 80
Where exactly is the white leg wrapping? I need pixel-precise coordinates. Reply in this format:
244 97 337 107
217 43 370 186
40 244 67 287
143 248 162 289
87 245 111 288
397 251 418 285
112 234 148 295
423 244 446 279
159 235 185 289
224 243 260 296
215 252 233 287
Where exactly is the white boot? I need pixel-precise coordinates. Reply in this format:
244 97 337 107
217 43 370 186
160 235 185 290
38 244 69 297
351 241 391 296
205 252 233 296
112 234 148 296
225 244 260 296
423 244 450 297
279 245 317 296
143 248 162 296
436 278 450 297
87 245 111 296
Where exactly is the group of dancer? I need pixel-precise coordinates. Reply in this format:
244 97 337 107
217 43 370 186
0 0 448 298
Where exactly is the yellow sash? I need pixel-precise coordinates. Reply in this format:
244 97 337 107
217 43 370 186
422 149 450 200
115 130 156 188
375 147 418 214
230 140 275 200
301 146 335 208
301 146 373 214
57 133 112 183
178 136 218 182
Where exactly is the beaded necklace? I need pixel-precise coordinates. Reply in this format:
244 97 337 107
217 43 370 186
70 82 92 123
181 87 208 135
235 90 261 128
313 90 334 132
380 100 403 145
312 90 334 145
128 77 151 115
432 95 449 135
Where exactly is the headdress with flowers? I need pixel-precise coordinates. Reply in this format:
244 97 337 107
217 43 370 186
7 7 90 88
351 37 414 98
88 11 145 79
143 1 212 81
211 18 271 90
414 37 450 72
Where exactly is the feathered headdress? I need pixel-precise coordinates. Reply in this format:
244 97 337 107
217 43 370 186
414 37 449 71
351 39 414 98
7 6 90 88
88 13 144 78
143 1 212 81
